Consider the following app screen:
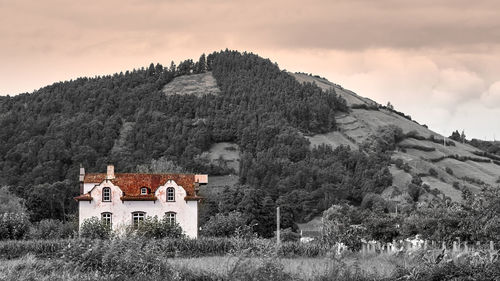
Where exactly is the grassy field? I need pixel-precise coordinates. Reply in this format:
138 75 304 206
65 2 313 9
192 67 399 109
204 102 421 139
163 72 221 97
1 238 499 280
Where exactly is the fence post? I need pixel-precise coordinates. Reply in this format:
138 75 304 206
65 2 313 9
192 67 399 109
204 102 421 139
276 206 280 246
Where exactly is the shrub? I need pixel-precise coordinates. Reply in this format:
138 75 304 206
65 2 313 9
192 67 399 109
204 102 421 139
445 167 454 175
407 184 422 202
411 175 422 186
29 219 66 240
428 168 438 177
134 215 184 239
453 181 460 189
279 228 300 242
0 212 30 240
201 211 248 237
80 217 111 239
394 158 404 169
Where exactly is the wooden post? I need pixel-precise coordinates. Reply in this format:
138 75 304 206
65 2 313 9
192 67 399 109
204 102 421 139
276 206 280 245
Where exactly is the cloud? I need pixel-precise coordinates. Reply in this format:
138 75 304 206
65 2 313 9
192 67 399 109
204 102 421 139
481 81 500 108
1 0 500 139
431 68 485 106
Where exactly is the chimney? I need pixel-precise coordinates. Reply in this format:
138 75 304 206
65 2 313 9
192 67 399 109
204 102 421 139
106 165 115 180
79 166 85 194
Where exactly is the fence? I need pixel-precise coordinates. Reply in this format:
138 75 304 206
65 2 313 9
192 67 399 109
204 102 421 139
360 239 498 261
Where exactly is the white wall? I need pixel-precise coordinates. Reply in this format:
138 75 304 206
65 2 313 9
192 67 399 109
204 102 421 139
79 179 198 238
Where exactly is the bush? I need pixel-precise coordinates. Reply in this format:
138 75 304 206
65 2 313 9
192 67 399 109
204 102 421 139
0 212 30 240
407 184 422 202
453 181 460 189
133 215 184 239
80 217 111 239
445 167 454 175
411 175 422 186
279 228 300 242
394 158 404 169
428 168 438 177
29 219 67 240
201 211 248 237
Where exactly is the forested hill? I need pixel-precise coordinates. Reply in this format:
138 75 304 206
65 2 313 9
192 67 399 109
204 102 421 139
4 50 496 238
2 50 380 226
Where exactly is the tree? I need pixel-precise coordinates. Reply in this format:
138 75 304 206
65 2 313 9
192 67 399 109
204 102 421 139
386 101 394 110
196 54 206 74
450 130 461 141
0 186 27 214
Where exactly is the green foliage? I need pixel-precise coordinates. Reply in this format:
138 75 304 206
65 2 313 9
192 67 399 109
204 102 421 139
133 215 184 239
0 212 30 240
445 167 454 175
361 193 389 213
362 125 404 152
428 168 438 177
79 217 111 239
28 219 76 240
201 211 248 237
322 205 367 251
279 228 300 242
0 186 27 214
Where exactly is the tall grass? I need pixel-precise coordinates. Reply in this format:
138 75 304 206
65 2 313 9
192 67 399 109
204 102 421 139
0 237 335 260
1 238 499 280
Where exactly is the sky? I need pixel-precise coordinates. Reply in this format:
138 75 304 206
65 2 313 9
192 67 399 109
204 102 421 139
1 0 500 140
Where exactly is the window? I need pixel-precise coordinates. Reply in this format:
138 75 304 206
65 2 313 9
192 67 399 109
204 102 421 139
165 212 176 225
102 187 111 202
101 212 112 227
132 212 145 228
140 187 148 195
167 187 175 202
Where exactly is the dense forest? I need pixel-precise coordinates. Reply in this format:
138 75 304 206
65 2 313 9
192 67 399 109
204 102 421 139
0 50 394 236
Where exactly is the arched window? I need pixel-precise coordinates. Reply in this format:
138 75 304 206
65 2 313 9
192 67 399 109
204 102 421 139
165 212 176 225
132 211 146 228
167 187 175 202
101 212 112 227
102 187 111 202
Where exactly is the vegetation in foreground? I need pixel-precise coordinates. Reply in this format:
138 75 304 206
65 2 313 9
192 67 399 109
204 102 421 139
0 237 499 281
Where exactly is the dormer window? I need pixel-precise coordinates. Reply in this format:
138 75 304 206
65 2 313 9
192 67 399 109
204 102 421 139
167 187 175 202
102 187 111 202
140 187 148 195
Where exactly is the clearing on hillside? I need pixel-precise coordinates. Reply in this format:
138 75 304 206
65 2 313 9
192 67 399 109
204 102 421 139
200 142 240 173
163 72 221 97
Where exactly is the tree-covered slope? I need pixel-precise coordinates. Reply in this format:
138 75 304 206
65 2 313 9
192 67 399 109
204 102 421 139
1 50 395 231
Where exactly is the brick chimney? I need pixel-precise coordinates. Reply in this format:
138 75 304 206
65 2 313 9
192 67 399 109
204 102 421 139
106 165 115 180
79 166 85 194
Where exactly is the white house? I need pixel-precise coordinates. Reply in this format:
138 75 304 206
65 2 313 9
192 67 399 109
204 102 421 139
74 165 208 238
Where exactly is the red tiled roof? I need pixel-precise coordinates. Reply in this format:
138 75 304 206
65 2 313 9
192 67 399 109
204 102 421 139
74 194 92 201
83 173 199 199
120 195 158 201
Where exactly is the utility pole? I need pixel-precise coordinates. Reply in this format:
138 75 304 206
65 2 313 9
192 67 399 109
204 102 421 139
276 206 280 245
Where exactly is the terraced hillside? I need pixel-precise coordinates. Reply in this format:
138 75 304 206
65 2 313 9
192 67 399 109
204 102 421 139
292 73 500 203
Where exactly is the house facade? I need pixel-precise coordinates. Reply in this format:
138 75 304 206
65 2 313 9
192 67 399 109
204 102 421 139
74 165 207 238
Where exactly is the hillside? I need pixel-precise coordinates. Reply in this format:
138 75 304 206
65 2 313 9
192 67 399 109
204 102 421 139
292 73 500 203
0 50 498 238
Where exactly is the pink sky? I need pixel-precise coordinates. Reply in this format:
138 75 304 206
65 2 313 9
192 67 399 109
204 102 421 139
1 0 500 139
